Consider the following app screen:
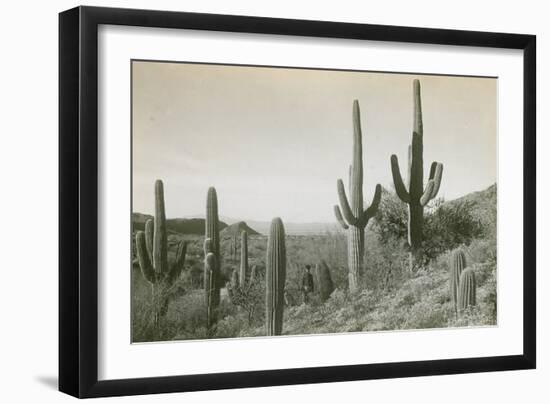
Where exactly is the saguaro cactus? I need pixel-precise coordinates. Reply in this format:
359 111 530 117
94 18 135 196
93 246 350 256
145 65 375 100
334 100 381 293
135 180 187 324
390 80 443 269
316 260 335 302
204 245 218 329
457 268 476 310
205 187 221 309
449 249 467 311
266 217 286 336
239 230 248 288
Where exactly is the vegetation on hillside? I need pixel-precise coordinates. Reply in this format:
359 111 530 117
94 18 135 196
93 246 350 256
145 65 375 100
132 182 496 342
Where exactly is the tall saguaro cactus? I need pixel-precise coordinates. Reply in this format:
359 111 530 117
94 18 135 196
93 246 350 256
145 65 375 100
205 187 221 309
239 230 248 288
334 100 382 292
266 217 286 336
135 180 187 325
390 80 443 269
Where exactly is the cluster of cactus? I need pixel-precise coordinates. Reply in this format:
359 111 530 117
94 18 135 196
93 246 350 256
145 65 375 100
204 187 221 329
266 218 287 336
334 100 381 292
449 248 477 313
315 260 334 302
135 180 187 325
390 80 443 270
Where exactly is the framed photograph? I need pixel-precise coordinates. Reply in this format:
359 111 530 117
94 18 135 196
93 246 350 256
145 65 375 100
59 6 536 398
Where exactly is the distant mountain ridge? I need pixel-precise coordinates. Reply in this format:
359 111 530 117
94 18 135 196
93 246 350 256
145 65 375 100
133 184 496 236
132 213 230 235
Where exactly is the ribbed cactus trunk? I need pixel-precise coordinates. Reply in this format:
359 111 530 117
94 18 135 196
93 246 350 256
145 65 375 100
348 228 364 292
266 218 286 336
334 101 381 293
135 179 187 328
153 180 168 276
457 268 476 311
204 248 218 329
205 187 220 309
390 80 443 270
450 249 466 312
239 230 248 289
349 102 364 288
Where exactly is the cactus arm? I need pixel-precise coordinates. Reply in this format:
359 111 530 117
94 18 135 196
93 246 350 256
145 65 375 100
428 162 443 199
420 180 435 206
168 241 187 284
390 155 410 203
144 218 154 264
336 179 359 226
333 205 349 229
136 231 156 284
361 184 382 226
428 161 437 181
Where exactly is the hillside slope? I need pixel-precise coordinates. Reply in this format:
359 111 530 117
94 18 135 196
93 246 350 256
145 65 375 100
444 183 496 231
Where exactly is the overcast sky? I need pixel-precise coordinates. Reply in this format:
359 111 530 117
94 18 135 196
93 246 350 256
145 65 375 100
132 61 496 223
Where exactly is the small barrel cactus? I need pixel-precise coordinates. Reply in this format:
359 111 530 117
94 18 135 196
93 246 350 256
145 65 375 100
457 268 477 310
266 217 286 336
450 249 467 311
316 261 335 302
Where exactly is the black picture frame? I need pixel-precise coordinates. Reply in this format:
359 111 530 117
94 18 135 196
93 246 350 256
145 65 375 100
59 5 536 398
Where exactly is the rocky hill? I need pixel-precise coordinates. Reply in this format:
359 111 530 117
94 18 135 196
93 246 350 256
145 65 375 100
220 221 260 237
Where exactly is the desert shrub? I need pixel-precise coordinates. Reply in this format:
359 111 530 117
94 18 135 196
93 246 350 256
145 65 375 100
364 231 410 291
465 237 497 266
226 271 265 326
423 199 484 259
372 188 408 245
214 313 251 338
477 264 497 323
373 189 485 261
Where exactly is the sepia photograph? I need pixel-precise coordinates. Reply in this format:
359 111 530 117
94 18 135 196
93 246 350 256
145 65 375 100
131 60 497 343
